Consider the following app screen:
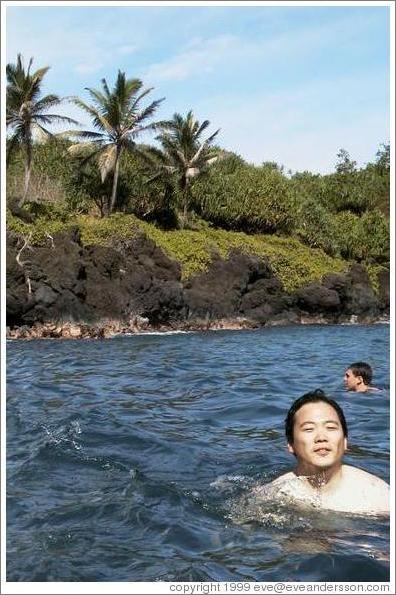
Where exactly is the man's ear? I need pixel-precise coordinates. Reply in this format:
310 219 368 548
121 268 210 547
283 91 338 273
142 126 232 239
344 437 348 451
287 442 295 455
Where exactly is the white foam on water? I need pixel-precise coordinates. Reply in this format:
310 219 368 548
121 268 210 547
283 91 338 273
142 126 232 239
123 330 194 336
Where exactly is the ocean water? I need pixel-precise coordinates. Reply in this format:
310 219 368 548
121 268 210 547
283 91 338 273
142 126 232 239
6 324 390 582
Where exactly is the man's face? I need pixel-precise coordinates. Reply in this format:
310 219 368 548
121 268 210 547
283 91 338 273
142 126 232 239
344 368 361 391
288 401 347 474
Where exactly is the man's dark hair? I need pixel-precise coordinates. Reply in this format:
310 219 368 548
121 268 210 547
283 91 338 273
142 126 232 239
348 361 373 385
285 389 348 444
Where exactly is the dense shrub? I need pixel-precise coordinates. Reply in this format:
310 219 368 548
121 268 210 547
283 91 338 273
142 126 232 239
332 209 389 263
357 210 390 263
332 211 361 260
293 197 339 256
320 171 378 215
192 158 296 234
7 140 390 266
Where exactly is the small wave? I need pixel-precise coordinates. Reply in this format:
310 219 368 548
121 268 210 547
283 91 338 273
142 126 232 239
123 330 194 336
39 422 135 473
210 474 255 495
42 420 82 450
226 490 314 530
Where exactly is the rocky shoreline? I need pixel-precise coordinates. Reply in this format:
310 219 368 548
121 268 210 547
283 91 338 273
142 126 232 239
6 313 390 340
6 227 389 340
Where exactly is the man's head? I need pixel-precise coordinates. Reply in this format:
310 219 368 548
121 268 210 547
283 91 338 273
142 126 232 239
344 362 373 392
285 389 348 474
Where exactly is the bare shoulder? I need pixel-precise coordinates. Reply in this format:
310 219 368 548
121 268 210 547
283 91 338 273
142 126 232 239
343 465 389 488
340 465 390 514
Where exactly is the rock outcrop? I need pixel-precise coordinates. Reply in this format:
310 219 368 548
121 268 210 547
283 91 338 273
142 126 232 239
6 228 389 338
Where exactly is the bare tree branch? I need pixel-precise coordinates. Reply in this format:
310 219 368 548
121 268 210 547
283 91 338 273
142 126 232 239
45 232 55 249
16 233 33 294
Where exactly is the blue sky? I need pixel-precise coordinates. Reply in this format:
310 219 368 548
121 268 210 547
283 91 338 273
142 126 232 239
5 3 391 174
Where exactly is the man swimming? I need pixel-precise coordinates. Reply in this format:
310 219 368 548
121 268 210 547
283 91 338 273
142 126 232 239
344 361 380 392
254 390 389 515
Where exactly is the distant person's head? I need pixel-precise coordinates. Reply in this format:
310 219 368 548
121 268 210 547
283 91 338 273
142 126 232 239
344 362 373 392
284 389 348 474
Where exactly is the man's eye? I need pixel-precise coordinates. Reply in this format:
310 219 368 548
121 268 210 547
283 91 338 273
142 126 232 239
304 428 314 432
327 426 338 430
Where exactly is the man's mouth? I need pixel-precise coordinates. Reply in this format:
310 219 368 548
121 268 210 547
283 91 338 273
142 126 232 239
314 448 331 456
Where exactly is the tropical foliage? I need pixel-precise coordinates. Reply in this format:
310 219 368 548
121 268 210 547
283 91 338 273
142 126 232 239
6 54 77 207
191 157 296 234
6 54 390 275
67 71 164 214
143 111 220 226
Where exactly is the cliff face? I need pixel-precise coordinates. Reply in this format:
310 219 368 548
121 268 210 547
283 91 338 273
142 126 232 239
6 227 389 338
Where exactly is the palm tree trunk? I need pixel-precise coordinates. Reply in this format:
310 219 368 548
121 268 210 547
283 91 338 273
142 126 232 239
183 191 188 221
164 183 172 209
179 178 189 227
19 144 32 208
183 183 191 223
109 148 121 214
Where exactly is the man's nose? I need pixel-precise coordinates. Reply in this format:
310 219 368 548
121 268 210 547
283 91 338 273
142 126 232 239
314 430 328 442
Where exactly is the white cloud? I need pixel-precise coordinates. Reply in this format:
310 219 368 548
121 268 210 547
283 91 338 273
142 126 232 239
116 44 138 56
142 11 383 84
5 9 142 81
143 34 237 82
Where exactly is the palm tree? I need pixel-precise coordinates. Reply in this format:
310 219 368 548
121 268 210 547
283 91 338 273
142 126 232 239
147 111 220 223
68 71 164 215
6 54 78 207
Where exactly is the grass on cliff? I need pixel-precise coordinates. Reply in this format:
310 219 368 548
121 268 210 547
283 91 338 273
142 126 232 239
7 211 382 293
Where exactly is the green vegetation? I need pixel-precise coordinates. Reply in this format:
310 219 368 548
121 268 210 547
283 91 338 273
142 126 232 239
6 54 77 207
191 157 296 235
143 110 220 227
6 55 389 294
67 71 164 215
7 211 349 291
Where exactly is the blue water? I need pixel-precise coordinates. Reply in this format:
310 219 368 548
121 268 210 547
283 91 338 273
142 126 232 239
6 324 390 582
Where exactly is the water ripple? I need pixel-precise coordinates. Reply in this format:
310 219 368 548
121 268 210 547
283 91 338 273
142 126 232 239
7 324 390 581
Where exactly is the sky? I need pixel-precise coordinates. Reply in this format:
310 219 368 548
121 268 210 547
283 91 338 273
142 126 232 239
4 2 392 174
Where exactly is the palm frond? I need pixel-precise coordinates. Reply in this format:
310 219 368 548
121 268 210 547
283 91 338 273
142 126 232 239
196 119 210 136
101 78 111 98
31 94 61 113
132 98 165 127
31 66 50 82
130 85 153 107
122 76 143 106
190 130 220 166
63 130 105 141
98 145 117 182
34 113 80 126
73 98 113 134
127 121 164 139
85 87 109 109
204 128 221 145
67 142 97 156
31 122 53 142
